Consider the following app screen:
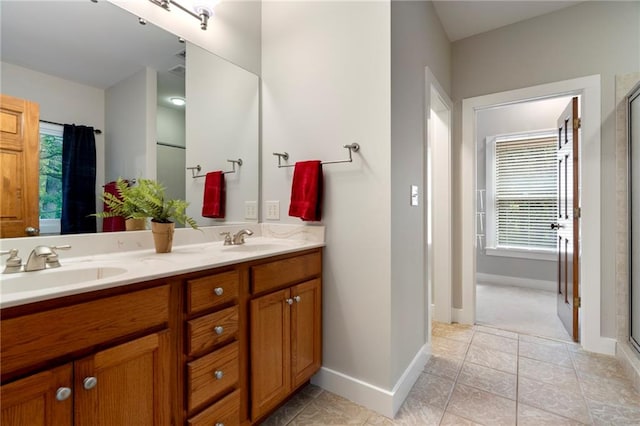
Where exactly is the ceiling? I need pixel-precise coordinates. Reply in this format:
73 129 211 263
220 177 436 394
432 1 582 42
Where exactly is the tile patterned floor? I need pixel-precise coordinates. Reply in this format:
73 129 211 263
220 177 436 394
261 322 640 425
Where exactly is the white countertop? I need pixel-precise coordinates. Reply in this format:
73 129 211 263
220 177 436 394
0 224 325 309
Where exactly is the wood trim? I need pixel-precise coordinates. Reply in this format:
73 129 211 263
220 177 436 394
251 251 321 295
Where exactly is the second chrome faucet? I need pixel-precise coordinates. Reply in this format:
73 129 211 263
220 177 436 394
220 229 254 246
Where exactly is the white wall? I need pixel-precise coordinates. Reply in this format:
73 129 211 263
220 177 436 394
476 96 570 283
390 0 451 385
262 0 392 394
105 68 157 181
110 0 261 75
1 61 106 229
157 105 185 148
185 42 259 225
451 1 640 337
157 105 186 203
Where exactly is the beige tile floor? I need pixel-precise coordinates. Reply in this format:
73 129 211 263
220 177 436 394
261 322 640 425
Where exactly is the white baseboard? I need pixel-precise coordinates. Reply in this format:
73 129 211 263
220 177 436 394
476 272 555 292
452 308 473 325
311 343 430 418
582 336 616 356
617 341 640 392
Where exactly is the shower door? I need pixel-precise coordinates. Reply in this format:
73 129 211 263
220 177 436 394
630 83 640 353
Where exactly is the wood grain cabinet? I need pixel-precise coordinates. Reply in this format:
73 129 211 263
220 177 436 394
249 251 322 421
0 285 171 426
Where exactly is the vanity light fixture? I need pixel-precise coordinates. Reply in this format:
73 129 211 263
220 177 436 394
170 97 186 106
147 0 219 31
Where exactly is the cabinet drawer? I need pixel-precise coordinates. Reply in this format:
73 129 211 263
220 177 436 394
187 306 239 356
187 341 239 413
187 271 239 314
251 251 321 295
1 285 169 376
187 389 240 426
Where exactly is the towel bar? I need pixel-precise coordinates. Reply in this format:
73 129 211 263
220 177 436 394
273 143 360 168
187 159 243 178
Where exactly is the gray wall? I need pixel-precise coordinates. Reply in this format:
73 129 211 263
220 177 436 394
476 97 570 283
451 1 640 337
390 0 451 383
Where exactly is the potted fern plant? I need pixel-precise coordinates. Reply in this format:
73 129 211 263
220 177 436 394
131 178 198 253
95 178 148 231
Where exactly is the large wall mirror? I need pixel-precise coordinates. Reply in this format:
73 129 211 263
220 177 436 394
629 82 640 353
0 0 259 238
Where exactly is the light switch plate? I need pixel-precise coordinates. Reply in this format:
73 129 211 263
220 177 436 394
411 185 419 206
244 201 258 220
266 200 280 220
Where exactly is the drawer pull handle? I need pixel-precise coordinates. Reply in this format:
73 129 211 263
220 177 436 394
214 287 224 296
216 423 224 426
294 296 301 303
214 370 224 380
214 325 224 335
83 377 97 390
56 387 72 401
286 298 294 305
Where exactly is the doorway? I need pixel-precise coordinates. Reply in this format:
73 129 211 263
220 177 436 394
474 96 573 342
459 75 611 354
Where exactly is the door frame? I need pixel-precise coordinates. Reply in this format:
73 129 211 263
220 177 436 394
459 75 614 354
424 67 453 336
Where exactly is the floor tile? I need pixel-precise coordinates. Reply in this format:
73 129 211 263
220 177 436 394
440 412 483 425
465 344 517 374
393 395 443 426
433 322 475 343
423 354 462 380
518 376 592 424
588 400 640 425
518 340 573 368
474 325 518 340
579 371 640 407
446 383 516 425
519 333 569 349
432 336 469 359
261 385 322 426
457 362 516 400
289 391 372 425
571 350 628 382
363 412 395 425
408 372 454 410
471 331 518 354
517 402 588 425
518 356 580 391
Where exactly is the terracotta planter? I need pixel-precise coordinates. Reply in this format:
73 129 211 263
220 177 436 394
125 218 146 231
151 221 175 253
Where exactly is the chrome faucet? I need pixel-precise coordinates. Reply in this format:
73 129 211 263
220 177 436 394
24 245 71 272
232 229 253 245
1 249 23 274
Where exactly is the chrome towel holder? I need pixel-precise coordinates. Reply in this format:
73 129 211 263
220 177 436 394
187 159 243 178
273 143 360 168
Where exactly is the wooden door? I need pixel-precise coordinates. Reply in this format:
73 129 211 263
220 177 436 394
250 288 291 420
291 279 322 389
0 364 73 426
0 94 40 237
74 331 171 426
554 97 580 341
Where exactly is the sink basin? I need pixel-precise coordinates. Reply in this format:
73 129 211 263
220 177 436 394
1 266 128 294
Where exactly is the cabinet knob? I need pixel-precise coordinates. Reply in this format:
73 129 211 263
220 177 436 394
214 326 224 335
294 296 301 303
83 376 97 390
215 423 224 426
214 287 224 296
285 298 293 305
214 370 224 380
55 387 72 401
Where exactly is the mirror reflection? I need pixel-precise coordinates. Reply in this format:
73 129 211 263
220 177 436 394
0 0 259 238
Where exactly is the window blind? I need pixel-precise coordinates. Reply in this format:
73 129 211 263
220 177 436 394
494 136 557 249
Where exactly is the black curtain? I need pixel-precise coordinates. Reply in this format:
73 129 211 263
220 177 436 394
61 124 97 234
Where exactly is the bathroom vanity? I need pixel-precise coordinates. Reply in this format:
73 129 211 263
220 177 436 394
0 232 323 426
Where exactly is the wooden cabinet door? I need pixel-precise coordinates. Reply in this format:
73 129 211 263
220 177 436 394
291 279 322 389
250 288 291 420
1 364 73 426
74 331 171 426
0 94 40 238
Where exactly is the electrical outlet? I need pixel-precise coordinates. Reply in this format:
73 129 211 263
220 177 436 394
244 201 257 220
266 200 280 220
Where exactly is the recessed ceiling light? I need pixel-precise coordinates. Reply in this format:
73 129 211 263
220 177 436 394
170 97 186 106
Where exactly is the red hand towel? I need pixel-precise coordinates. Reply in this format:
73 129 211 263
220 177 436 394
102 181 126 232
202 171 226 218
289 160 323 221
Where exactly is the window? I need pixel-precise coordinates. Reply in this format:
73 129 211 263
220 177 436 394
486 131 557 260
39 122 63 234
